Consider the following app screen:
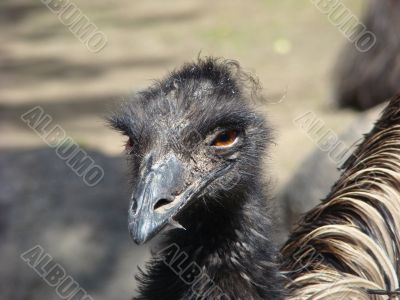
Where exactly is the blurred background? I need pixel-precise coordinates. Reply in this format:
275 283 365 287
1 0 396 299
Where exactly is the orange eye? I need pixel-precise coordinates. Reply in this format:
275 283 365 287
211 130 238 147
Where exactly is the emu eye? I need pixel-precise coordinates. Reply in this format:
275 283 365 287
125 136 134 152
211 130 238 147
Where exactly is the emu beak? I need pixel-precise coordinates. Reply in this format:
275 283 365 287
128 153 233 245
128 154 185 245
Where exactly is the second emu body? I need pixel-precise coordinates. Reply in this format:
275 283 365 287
110 58 400 299
334 0 400 110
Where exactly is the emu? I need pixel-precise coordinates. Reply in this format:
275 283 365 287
282 95 400 299
109 58 400 299
334 0 400 110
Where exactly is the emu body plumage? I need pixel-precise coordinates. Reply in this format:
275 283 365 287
282 96 400 299
110 58 400 299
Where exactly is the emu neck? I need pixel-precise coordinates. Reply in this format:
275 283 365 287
136 189 284 300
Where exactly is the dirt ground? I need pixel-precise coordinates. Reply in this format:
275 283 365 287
0 0 365 188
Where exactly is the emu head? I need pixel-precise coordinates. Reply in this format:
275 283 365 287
110 58 270 244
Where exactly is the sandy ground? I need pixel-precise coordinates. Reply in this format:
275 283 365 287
0 0 364 187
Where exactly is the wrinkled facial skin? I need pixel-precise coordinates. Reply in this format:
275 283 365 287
110 61 269 244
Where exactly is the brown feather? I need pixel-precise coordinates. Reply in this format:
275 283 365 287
281 95 400 299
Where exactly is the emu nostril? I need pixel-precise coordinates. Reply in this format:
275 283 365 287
130 198 137 214
154 198 173 212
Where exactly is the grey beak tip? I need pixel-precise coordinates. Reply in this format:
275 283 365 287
129 226 145 245
128 154 186 245
133 238 145 245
